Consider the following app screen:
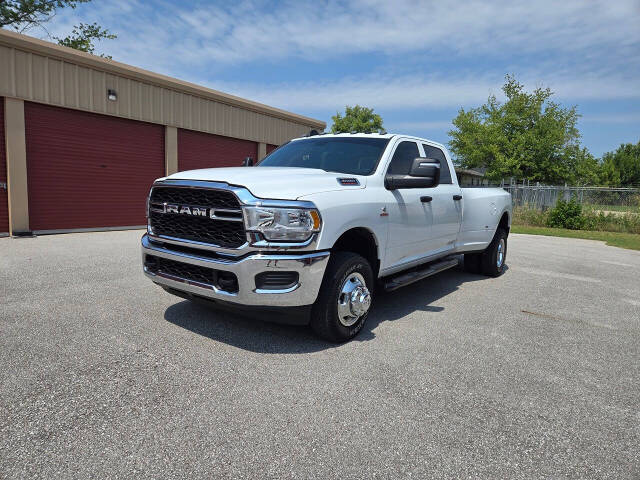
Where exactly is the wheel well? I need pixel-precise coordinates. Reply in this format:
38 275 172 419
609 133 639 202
332 228 380 276
499 212 510 235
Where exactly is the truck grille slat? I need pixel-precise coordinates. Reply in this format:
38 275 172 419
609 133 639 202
148 186 246 248
150 187 241 209
145 255 239 293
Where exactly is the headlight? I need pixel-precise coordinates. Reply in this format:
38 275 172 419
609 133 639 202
243 206 321 242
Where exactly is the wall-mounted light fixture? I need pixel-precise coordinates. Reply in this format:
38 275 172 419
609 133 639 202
107 89 117 101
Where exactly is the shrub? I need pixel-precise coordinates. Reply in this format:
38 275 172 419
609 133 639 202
513 203 640 234
581 209 640 234
512 206 548 227
547 198 585 229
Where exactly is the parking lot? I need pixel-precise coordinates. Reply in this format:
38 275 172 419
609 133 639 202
1 230 639 479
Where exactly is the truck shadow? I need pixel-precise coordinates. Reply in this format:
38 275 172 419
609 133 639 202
163 265 490 354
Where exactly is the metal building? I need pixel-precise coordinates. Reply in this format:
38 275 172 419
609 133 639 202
0 29 325 236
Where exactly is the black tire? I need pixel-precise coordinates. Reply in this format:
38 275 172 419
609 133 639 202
310 251 374 343
481 228 508 277
463 252 482 274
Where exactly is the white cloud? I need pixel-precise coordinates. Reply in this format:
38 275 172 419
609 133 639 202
145 0 640 65
31 0 640 69
209 75 494 110
207 72 640 113
11 0 639 113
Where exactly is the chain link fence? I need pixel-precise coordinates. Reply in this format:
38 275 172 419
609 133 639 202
503 183 640 212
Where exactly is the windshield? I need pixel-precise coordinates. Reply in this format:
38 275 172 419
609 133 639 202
257 137 390 176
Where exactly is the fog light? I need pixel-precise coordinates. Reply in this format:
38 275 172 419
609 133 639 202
217 272 239 293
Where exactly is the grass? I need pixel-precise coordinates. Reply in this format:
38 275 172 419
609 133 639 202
511 225 640 251
586 204 640 213
512 205 640 235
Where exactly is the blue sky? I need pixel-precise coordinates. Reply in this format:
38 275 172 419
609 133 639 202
17 0 640 157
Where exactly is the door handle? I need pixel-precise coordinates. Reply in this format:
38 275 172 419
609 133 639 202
420 196 432 203
453 195 462 201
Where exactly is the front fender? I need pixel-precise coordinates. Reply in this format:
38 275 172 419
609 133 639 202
300 190 388 255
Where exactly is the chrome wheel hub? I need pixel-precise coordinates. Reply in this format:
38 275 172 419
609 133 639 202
337 272 371 327
497 238 505 268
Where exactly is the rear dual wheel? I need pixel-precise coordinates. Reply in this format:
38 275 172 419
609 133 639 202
464 228 507 277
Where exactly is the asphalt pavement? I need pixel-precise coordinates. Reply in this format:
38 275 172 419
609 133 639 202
1 230 639 479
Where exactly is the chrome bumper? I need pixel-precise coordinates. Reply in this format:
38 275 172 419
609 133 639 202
141 234 329 307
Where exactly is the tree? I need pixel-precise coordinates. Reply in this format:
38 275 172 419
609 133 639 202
331 105 384 134
565 145 600 186
448 75 595 184
1 0 116 57
55 22 116 58
598 141 640 186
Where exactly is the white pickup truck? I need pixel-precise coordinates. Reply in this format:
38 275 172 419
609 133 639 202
142 133 512 342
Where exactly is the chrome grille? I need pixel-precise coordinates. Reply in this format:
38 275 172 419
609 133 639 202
148 186 246 248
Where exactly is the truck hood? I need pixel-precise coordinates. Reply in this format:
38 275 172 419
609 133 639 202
164 167 366 200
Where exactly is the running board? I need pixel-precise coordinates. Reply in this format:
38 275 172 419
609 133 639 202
383 257 460 292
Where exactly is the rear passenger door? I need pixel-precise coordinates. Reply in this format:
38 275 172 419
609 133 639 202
421 143 462 254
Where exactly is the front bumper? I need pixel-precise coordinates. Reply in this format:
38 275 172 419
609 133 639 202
141 234 329 307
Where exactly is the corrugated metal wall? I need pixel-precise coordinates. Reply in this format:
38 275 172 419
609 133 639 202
0 43 316 146
0 97 8 234
25 102 164 231
178 128 258 172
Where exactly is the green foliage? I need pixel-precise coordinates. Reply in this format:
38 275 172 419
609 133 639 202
566 145 600 185
547 198 585 229
448 75 596 184
511 206 549 227
331 105 384 134
1 0 115 58
598 140 640 186
55 22 116 58
0 0 90 30
581 209 640 234
513 205 640 234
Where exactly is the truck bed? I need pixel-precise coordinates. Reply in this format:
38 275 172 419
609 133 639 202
457 187 511 252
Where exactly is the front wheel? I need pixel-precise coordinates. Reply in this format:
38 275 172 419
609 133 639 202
310 252 374 343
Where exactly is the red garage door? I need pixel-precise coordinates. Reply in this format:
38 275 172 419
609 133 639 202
178 128 258 172
266 144 278 154
0 98 8 236
25 103 164 232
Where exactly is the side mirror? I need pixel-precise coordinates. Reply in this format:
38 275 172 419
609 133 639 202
409 157 440 179
385 157 440 190
241 156 254 167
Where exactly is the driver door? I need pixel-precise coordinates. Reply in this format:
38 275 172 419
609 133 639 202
382 140 434 271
